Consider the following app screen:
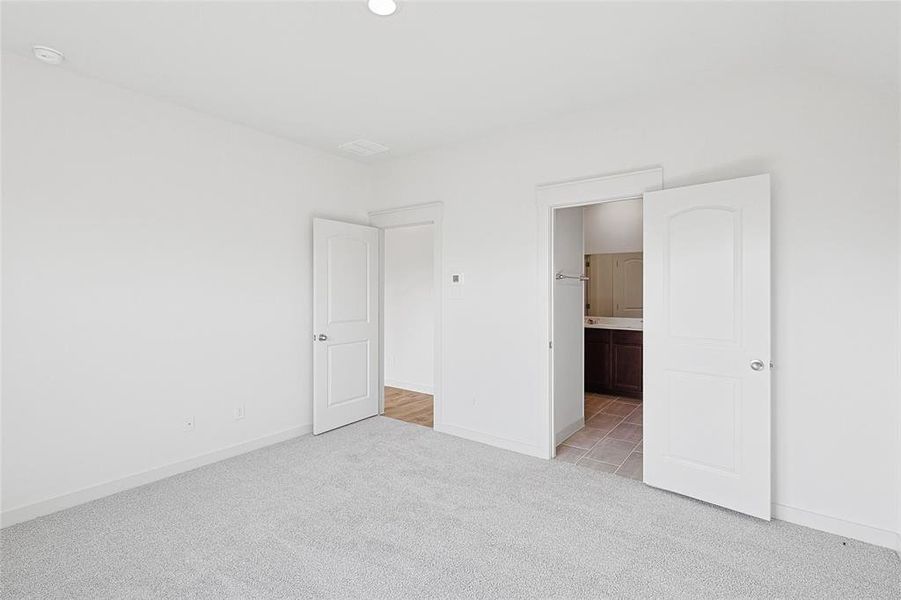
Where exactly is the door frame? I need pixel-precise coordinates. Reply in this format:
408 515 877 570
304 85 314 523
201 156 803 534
537 168 663 459
369 202 444 429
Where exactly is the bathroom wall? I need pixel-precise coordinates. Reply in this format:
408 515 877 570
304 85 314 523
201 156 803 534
583 198 642 254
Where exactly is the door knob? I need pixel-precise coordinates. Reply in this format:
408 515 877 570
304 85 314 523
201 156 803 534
317 334 328 341
750 359 765 371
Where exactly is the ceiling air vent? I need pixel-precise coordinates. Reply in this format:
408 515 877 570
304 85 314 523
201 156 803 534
339 139 390 157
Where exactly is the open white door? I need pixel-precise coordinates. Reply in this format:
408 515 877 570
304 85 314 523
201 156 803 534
313 218 380 435
643 174 771 519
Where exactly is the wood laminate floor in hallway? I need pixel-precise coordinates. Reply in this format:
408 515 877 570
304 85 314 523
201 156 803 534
384 386 433 428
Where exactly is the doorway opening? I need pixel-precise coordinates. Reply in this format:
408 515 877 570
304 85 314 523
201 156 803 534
553 199 644 478
382 223 435 428
369 202 444 431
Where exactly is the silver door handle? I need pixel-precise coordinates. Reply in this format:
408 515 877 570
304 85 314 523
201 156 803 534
750 359 765 371
317 334 328 341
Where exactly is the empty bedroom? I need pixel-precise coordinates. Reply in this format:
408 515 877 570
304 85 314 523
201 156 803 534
1 1 900 598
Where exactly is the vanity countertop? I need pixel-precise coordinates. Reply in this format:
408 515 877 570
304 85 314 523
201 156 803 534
584 317 643 331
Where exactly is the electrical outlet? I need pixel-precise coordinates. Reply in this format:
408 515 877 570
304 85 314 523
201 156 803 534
234 404 246 420
183 415 195 432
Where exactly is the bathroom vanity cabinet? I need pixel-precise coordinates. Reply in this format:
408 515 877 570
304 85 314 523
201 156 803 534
584 327 642 399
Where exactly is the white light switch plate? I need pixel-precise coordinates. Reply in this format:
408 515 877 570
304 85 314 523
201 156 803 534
449 273 465 299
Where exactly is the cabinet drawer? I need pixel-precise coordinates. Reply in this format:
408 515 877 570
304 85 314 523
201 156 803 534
585 327 610 343
611 329 642 347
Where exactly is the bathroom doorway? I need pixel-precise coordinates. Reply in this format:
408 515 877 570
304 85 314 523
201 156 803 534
553 199 645 479
538 169 773 519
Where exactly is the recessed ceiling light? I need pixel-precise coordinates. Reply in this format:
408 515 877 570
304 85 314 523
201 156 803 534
368 0 397 17
32 45 64 65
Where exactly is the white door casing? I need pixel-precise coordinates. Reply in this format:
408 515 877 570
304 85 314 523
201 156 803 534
643 174 771 519
313 218 380 435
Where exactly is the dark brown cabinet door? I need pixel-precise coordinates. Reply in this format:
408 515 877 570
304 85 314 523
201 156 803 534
584 328 610 393
611 330 642 399
584 328 642 399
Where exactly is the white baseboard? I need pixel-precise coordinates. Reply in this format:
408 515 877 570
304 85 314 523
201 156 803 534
436 422 548 459
555 417 585 446
384 379 434 395
773 503 900 551
1 424 311 529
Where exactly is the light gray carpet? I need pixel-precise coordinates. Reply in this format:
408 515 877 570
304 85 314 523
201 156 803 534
2 417 899 599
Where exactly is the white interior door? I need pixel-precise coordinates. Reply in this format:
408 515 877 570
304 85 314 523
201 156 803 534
643 174 771 519
553 206 585 445
313 218 380 435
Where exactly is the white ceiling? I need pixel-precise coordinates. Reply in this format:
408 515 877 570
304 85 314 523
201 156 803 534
2 1 896 161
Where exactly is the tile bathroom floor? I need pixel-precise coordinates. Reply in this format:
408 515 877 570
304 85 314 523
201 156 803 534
555 393 643 480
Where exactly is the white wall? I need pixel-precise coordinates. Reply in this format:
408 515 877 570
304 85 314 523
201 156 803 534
1 55 372 521
897 6 901 554
384 225 434 394
583 198 642 255
372 69 900 547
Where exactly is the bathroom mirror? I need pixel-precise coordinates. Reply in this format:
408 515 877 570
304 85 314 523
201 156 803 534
584 252 643 318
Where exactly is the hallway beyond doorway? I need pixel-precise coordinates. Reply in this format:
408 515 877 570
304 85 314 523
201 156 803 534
384 386 433 428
